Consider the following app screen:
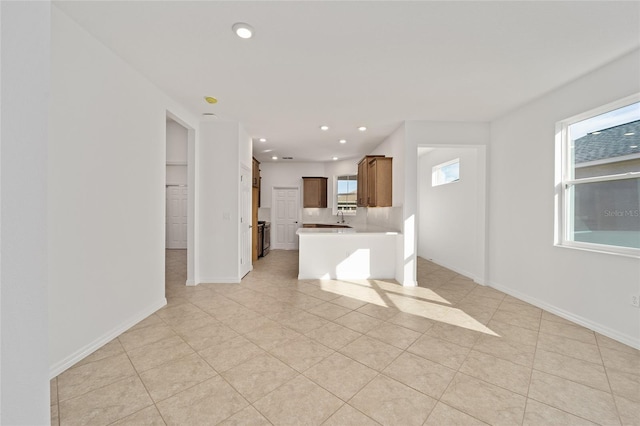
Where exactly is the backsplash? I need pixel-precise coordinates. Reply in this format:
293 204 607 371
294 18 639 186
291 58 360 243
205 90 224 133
302 208 367 226
366 206 403 231
262 206 402 231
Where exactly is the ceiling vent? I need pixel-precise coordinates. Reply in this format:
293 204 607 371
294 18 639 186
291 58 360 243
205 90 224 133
282 156 294 160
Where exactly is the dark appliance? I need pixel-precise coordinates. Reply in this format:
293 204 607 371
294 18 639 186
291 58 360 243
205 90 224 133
257 222 264 257
258 221 271 257
262 222 271 257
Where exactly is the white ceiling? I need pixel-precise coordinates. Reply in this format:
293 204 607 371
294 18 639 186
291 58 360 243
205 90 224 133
54 1 640 163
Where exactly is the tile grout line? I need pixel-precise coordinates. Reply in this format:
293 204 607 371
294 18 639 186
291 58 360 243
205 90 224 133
521 303 543 425
594 332 625 426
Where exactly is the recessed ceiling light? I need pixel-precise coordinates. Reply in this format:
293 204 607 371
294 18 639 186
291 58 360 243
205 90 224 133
259 138 267 142
332 157 338 161
204 96 218 104
232 22 254 39
358 126 367 131
624 132 635 136
272 156 278 160
263 149 273 153
339 139 347 144
320 125 329 131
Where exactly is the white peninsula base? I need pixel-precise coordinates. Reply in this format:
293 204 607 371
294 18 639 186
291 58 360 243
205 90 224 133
297 226 400 280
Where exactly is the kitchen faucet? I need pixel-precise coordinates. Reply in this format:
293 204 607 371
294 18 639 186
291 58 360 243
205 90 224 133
338 211 345 223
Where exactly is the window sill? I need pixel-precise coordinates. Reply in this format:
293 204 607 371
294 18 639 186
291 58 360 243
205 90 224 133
554 242 640 259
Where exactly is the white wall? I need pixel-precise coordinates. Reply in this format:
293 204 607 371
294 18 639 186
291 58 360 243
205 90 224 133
418 148 483 281
489 49 640 348
166 165 187 185
0 2 51 423
259 162 326 208
49 7 199 375
166 120 188 164
405 122 491 287
166 119 188 184
239 124 252 171
197 121 250 283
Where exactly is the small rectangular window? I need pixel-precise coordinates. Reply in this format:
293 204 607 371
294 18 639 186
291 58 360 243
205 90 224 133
558 96 640 255
432 158 460 187
337 175 357 214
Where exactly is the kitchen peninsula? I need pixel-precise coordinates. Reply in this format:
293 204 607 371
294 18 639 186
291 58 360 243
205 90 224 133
296 223 400 280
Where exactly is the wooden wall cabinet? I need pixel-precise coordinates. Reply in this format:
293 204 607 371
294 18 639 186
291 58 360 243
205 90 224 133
252 157 261 261
252 157 260 188
252 157 261 207
302 177 328 208
368 157 392 207
357 155 391 207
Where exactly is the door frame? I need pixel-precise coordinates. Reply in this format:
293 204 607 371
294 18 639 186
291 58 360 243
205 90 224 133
271 186 300 250
240 165 252 277
166 111 196 285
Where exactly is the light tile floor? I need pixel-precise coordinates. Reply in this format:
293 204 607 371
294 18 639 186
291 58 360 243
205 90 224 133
51 250 640 425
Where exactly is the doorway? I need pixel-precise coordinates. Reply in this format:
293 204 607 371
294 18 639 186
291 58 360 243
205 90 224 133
271 187 300 250
417 145 487 283
165 114 194 285
240 166 252 277
166 185 187 249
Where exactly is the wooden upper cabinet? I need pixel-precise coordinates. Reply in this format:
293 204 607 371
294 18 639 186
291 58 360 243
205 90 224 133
302 177 328 208
357 155 390 207
252 157 260 188
357 158 368 207
368 157 392 207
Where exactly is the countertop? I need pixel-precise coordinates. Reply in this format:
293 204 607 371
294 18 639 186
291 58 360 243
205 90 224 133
297 222 400 235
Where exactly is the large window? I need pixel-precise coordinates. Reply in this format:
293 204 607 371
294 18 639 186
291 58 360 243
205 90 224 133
558 95 640 255
336 175 357 213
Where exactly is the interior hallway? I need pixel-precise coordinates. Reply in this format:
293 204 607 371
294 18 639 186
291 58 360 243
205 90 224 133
50 250 639 425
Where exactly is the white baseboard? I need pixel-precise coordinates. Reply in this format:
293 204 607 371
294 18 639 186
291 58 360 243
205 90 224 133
49 297 167 378
424 257 482 284
198 277 241 284
402 279 418 287
185 279 196 286
489 281 640 350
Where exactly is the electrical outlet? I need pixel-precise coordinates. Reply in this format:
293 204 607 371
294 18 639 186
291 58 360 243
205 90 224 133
632 294 640 308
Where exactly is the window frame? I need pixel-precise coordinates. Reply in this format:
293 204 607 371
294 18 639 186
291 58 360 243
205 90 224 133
432 157 460 187
555 93 640 258
334 174 358 215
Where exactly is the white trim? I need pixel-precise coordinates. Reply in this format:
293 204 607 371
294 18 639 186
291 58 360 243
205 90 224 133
557 94 640 256
431 157 460 187
197 277 241 284
49 298 167 378
333 174 358 216
562 93 640 126
488 280 639 350
555 240 640 259
185 279 196 286
566 171 640 186
422 257 484 285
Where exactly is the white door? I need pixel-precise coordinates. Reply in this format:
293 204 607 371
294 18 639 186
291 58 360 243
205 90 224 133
166 186 187 249
240 168 252 277
273 187 300 250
